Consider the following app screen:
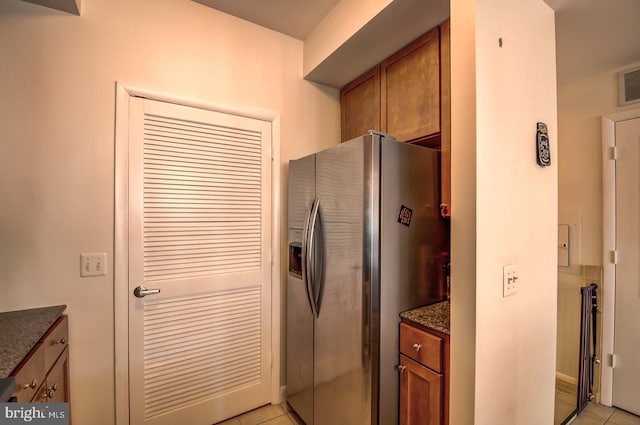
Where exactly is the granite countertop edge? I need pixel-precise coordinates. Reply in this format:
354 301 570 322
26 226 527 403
0 305 67 379
400 300 450 335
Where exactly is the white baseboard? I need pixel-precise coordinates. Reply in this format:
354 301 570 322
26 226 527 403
556 371 578 386
278 385 286 404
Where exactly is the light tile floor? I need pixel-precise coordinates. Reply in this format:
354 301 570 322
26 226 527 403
219 399 640 425
570 403 640 425
214 403 304 425
554 380 640 425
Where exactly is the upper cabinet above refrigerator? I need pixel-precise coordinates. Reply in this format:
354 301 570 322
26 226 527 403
339 20 451 218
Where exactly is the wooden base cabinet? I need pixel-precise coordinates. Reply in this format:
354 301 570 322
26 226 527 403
399 322 449 425
399 354 442 425
11 315 70 406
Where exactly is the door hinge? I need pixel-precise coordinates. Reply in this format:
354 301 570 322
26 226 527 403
609 353 616 368
610 146 618 160
610 250 618 264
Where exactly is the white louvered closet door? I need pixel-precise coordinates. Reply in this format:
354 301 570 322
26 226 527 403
127 97 272 425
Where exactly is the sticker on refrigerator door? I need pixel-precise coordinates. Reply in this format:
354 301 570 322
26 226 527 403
397 205 413 227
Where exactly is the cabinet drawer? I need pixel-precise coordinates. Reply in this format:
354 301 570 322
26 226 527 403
12 342 46 402
400 322 443 372
43 315 68 371
45 346 69 403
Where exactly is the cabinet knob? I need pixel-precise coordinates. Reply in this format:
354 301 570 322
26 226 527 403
412 343 422 352
23 379 38 390
46 383 59 399
56 337 66 345
397 365 406 373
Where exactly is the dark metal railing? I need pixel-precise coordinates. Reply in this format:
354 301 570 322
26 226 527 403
577 283 598 413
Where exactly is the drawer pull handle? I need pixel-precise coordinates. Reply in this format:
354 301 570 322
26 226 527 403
56 337 66 345
397 365 406 373
412 343 422 352
24 379 38 390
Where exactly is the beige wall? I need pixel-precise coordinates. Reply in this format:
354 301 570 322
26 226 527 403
0 1 339 424
556 266 602 385
558 60 640 266
556 60 640 401
451 0 558 423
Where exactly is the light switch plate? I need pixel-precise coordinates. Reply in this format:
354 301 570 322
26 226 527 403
81 253 107 277
503 264 517 297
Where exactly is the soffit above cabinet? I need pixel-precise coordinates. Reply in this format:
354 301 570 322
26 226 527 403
193 0 449 89
20 0 80 15
304 0 449 88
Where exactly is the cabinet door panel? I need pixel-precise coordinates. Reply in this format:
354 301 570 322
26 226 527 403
381 28 440 143
12 342 46 402
399 354 442 425
340 66 381 142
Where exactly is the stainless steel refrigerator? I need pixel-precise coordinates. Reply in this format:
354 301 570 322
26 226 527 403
286 132 449 425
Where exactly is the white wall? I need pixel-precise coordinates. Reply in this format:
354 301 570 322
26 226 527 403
451 0 558 423
0 1 339 424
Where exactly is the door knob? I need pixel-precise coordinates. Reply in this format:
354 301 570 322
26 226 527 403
134 286 160 298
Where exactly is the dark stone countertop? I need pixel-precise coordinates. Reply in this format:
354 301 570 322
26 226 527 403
0 305 66 379
400 300 450 335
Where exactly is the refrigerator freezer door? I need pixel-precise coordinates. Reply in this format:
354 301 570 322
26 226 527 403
313 135 378 425
286 268 314 425
288 155 316 230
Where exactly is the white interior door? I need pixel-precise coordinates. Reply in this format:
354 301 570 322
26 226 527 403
127 97 272 425
613 117 640 415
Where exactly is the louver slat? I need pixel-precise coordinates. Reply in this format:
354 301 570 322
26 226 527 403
142 113 262 281
143 288 262 419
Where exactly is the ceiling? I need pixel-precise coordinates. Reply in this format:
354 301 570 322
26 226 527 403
193 0 340 40
194 0 640 86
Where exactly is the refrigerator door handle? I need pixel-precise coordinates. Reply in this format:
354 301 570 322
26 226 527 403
301 200 315 315
306 198 320 318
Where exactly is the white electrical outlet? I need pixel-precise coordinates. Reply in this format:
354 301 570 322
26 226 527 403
81 253 107 277
503 264 518 297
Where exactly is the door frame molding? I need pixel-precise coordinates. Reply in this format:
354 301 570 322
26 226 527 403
114 82 282 425
601 107 640 406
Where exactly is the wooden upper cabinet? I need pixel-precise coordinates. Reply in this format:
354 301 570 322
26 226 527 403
339 20 451 217
340 66 381 142
381 27 440 143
